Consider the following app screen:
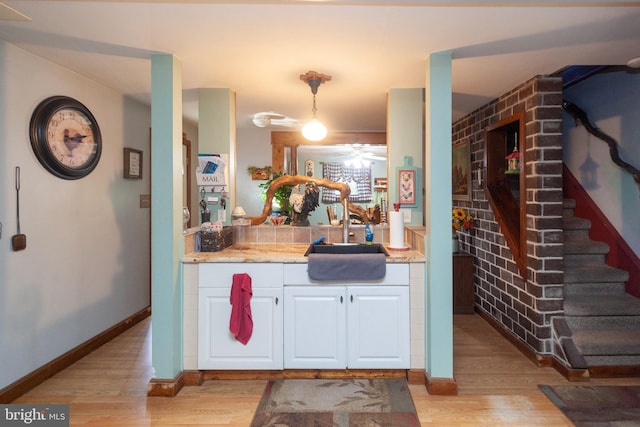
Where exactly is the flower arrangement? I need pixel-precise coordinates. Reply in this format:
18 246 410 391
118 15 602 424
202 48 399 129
452 208 474 232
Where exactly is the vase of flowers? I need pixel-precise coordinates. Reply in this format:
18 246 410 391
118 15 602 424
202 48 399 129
451 235 459 253
452 208 474 252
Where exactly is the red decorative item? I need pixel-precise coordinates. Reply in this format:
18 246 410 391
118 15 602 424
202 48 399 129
393 203 400 212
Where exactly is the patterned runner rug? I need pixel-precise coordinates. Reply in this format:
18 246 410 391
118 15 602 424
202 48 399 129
250 378 421 427
539 385 640 426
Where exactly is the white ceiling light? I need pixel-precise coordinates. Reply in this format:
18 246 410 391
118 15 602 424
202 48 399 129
252 113 275 128
252 112 298 128
302 118 327 141
300 71 331 141
344 153 371 168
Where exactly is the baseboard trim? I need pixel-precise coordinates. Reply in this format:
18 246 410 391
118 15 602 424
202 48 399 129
552 358 590 382
477 309 593 381
476 309 548 367
147 371 184 397
407 369 426 385
425 373 457 395
0 306 151 403
197 369 408 382
183 370 203 386
589 365 640 378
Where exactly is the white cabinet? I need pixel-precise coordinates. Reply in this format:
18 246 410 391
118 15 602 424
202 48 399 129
283 286 347 369
283 265 410 370
198 263 283 370
347 286 410 369
196 262 410 371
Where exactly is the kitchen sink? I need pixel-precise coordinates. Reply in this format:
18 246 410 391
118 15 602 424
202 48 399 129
304 243 389 256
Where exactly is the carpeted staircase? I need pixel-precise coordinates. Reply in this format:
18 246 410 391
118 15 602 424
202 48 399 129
555 199 640 372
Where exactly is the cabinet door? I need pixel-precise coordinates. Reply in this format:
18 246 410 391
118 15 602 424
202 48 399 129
198 287 283 369
284 286 346 369
347 286 410 369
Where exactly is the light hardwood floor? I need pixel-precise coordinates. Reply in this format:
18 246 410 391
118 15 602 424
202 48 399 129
13 314 640 426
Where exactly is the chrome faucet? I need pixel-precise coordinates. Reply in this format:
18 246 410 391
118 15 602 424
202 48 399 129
342 198 350 244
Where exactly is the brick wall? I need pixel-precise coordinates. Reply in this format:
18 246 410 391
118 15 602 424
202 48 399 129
452 75 565 358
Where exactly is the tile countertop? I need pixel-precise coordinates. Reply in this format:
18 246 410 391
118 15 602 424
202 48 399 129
183 244 425 264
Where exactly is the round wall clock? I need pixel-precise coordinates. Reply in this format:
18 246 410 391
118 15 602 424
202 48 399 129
29 95 102 180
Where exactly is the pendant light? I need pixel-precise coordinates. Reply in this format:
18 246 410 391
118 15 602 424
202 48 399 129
300 71 331 141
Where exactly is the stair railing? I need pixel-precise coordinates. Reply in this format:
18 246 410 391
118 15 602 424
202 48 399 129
563 100 640 193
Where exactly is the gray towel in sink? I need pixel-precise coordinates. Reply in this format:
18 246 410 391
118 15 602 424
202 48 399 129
307 253 386 281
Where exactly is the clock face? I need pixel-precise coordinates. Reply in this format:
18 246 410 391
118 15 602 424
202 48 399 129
30 96 102 179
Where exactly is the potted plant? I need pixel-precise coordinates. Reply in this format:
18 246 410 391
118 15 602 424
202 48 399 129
247 165 272 180
258 172 292 217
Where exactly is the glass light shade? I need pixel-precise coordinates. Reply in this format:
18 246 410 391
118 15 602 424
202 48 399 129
301 118 327 141
231 206 246 217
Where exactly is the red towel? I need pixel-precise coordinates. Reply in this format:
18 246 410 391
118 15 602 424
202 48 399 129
229 273 253 345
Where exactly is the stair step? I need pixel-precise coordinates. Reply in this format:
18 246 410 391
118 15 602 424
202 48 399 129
563 199 576 209
565 253 607 266
564 294 640 316
566 313 640 330
557 197 639 370
563 217 592 239
584 355 640 366
564 264 629 284
564 239 609 255
564 238 609 265
562 200 576 218
572 329 640 356
564 281 627 296
563 216 591 230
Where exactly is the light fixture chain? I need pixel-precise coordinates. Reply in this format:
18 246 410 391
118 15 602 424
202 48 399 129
312 94 318 117
301 70 330 141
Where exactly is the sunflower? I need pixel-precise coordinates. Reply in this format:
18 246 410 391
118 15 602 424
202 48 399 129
452 208 474 231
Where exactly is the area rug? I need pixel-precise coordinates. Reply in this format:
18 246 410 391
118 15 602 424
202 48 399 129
250 378 421 427
539 385 640 426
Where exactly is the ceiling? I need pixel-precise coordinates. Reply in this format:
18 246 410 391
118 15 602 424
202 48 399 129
1 1 639 134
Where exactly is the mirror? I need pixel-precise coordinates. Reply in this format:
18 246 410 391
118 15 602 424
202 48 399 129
271 131 386 175
297 145 387 174
270 131 388 224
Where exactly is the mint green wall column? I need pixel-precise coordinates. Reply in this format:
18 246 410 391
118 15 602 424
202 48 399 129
199 89 237 224
387 88 424 226
151 53 183 380
424 52 454 380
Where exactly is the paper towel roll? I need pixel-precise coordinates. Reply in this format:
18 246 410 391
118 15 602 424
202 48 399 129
389 211 405 249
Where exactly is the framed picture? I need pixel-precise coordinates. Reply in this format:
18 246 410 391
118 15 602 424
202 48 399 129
123 148 143 179
452 141 471 201
398 169 416 205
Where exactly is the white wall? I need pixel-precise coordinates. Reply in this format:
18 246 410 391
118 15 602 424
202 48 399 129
235 125 274 217
0 41 151 389
563 70 640 257
388 89 424 226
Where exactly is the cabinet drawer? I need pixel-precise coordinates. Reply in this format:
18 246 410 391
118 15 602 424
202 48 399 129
284 263 409 286
199 263 283 288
